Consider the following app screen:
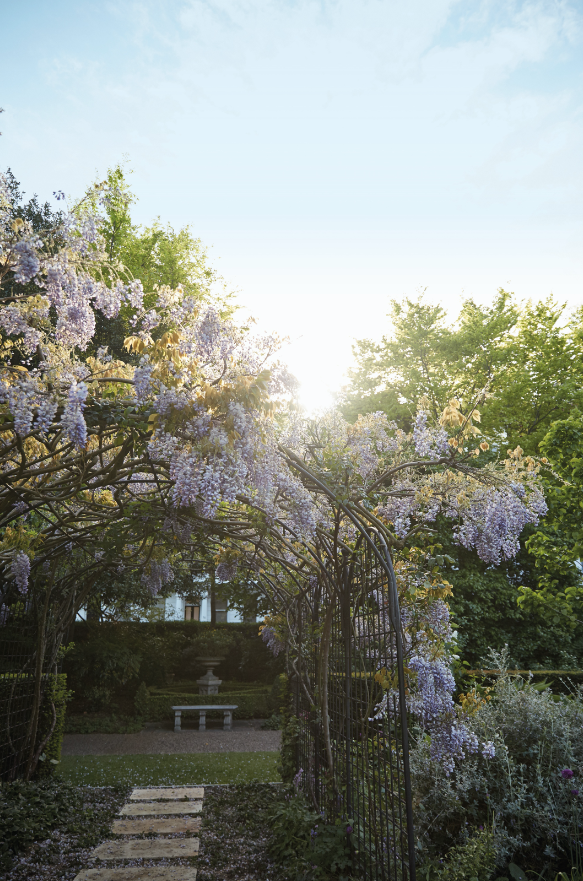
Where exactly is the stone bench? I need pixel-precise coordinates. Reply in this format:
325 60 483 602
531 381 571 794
172 704 238 732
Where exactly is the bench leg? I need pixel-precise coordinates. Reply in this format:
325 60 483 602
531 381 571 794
174 711 181 732
199 711 206 732
224 711 232 731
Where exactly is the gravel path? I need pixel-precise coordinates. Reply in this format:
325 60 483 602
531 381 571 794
62 720 281 756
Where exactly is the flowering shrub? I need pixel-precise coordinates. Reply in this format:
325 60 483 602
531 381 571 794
410 649 583 874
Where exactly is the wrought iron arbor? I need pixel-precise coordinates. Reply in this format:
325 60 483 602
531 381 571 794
290 528 416 881
0 449 417 878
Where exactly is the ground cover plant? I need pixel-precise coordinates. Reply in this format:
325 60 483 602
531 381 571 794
198 783 355 881
56 750 280 787
0 779 127 879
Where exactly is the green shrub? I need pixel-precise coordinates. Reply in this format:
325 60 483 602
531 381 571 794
66 640 142 689
65 621 284 690
134 681 149 718
269 672 287 714
436 829 497 881
412 649 583 875
85 684 113 712
35 673 69 778
277 673 300 784
268 791 355 880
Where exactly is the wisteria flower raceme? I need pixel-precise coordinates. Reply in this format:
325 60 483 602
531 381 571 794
11 551 31 594
140 558 175 596
260 624 285 657
62 381 88 448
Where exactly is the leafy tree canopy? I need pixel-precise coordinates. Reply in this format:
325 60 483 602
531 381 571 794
342 290 583 457
341 291 583 665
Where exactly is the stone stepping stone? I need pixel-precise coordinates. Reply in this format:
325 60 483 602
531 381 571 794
92 838 200 860
74 869 197 880
119 801 202 816
112 817 201 835
130 787 204 801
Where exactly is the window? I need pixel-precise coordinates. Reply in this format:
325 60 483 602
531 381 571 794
215 596 228 623
184 605 200 621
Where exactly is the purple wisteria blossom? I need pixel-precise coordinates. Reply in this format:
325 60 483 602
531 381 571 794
12 237 41 284
140 558 174 596
216 560 238 582
133 358 153 402
261 624 285 657
11 551 31 594
451 483 548 564
62 381 88 448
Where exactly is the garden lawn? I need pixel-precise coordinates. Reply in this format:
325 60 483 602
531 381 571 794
56 750 280 787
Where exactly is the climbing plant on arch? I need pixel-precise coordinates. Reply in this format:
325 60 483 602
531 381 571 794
0 173 547 877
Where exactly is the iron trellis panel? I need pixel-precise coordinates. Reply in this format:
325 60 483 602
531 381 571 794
0 599 44 781
293 530 416 881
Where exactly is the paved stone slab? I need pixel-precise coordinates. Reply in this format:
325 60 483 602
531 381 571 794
112 817 201 835
119 801 202 816
130 787 204 801
92 838 199 859
74 869 196 881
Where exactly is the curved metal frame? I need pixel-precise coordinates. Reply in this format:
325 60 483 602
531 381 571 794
282 454 416 880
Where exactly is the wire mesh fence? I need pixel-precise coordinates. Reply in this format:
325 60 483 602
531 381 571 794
292 531 416 881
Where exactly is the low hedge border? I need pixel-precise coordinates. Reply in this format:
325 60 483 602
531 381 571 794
64 715 143 734
145 691 271 721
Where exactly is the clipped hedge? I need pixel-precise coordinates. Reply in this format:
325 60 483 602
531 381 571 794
65 621 284 692
64 714 143 734
144 690 271 721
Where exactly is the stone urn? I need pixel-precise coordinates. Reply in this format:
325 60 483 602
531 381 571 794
196 656 224 695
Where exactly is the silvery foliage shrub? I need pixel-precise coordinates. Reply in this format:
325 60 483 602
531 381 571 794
411 649 583 873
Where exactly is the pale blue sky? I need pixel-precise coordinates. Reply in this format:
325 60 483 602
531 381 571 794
2 0 583 408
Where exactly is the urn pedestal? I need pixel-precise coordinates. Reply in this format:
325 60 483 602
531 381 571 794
196 656 224 695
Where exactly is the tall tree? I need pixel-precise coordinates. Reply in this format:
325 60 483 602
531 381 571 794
86 164 232 359
341 291 583 667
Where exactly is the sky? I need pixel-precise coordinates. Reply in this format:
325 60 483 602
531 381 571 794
2 0 583 410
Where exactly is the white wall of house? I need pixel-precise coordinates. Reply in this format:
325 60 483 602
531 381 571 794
77 589 252 622
161 591 245 622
